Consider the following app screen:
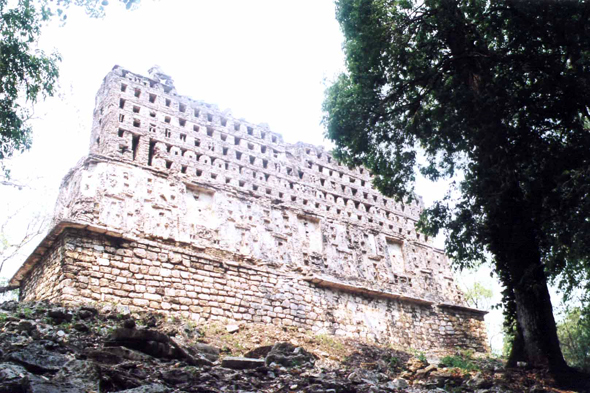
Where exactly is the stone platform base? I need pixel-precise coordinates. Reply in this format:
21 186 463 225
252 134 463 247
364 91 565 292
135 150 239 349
19 227 489 355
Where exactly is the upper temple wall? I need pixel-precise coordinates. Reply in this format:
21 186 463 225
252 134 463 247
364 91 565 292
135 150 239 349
90 67 425 223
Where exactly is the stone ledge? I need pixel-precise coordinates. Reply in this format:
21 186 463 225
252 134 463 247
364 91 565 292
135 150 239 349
305 275 488 316
437 303 489 316
303 275 435 306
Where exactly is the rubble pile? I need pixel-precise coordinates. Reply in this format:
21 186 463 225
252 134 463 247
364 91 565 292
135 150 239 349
0 301 576 392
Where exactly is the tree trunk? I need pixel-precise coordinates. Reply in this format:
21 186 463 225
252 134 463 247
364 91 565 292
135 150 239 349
507 256 568 372
507 316 525 367
487 191 569 374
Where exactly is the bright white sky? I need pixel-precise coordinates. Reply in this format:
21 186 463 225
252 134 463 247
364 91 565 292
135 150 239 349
1 0 546 353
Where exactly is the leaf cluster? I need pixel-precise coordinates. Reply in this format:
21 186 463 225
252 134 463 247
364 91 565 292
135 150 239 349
0 0 60 164
0 0 140 173
323 0 590 286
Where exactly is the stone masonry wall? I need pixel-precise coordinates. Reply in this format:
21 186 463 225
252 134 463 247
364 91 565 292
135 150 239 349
20 229 489 355
19 237 67 302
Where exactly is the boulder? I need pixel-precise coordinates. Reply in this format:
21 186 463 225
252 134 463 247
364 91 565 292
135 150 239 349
405 356 428 372
0 362 31 392
76 307 98 320
221 357 265 370
116 384 171 393
191 342 220 362
106 328 211 366
25 379 85 393
53 360 101 392
103 346 154 362
416 363 437 377
73 322 89 333
8 343 70 373
467 372 493 389
122 319 137 329
161 368 194 385
265 342 315 368
47 309 73 323
244 345 273 359
387 378 409 389
347 369 379 385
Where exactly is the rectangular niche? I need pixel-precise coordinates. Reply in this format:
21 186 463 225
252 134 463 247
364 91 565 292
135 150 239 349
297 215 322 253
386 237 405 273
185 185 215 227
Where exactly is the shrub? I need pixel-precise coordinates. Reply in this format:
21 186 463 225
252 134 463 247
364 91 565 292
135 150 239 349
440 350 479 372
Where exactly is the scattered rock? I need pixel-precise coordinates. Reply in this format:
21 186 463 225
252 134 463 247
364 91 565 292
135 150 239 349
243 345 273 359
47 309 72 323
191 342 220 362
406 356 428 372
265 342 315 368
76 307 98 320
53 360 101 392
221 357 265 369
347 368 379 385
467 372 493 389
116 383 171 393
0 362 31 392
103 346 154 362
143 314 158 328
73 322 89 333
16 320 36 333
0 301 575 393
26 378 85 393
123 319 137 329
161 368 194 385
225 324 240 334
85 349 125 365
0 301 18 312
416 363 437 376
8 343 70 373
387 378 409 389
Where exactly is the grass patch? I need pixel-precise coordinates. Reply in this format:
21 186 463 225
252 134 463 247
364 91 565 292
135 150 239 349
314 333 345 351
440 350 479 372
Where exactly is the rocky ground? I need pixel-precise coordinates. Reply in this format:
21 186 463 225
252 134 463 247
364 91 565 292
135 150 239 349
0 301 585 392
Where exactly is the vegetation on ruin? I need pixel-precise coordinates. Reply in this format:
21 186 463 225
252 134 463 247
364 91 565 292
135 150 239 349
323 0 590 385
440 350 479 372
0 0 139 175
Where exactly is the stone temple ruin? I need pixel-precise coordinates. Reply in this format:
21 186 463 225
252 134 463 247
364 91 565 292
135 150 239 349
10 66 488 355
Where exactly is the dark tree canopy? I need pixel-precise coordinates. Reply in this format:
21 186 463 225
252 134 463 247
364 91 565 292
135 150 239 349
0 0 139 171
324 0 590 382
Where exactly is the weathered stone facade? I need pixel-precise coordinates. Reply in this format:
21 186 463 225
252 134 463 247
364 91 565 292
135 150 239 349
11 66 488 354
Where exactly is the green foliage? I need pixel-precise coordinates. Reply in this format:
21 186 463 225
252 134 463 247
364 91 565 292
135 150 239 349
0 312 7 323
417 352 427 363
0 0 59 167
0 0 139 173
20 306 33 318
387 355 400 370
324 0 590 369
557 307 590 372
440 350 479 372
463 281 493 310
314 333 345 351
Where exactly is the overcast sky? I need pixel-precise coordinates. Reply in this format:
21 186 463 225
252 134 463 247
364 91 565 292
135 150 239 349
0 0 514 351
